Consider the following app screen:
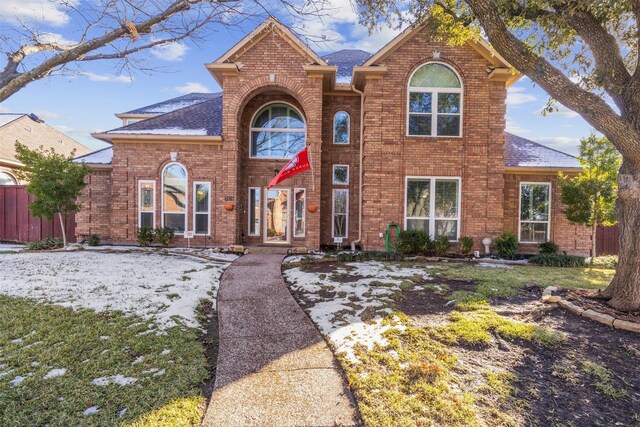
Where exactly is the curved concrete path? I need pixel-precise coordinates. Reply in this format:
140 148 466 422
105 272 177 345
202 253 359 427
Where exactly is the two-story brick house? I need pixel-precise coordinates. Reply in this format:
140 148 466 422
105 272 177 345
76 17 591 254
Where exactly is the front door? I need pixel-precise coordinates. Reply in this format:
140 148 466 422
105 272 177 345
264 188 290 244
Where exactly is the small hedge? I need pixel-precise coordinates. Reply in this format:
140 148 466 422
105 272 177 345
494 231 518 260
86 234 101 246
529 253 586 268
27 238 64 250
457 236 474 256
539 240 559 255
588 255 618 269
337 251 405 262
396 230 431 255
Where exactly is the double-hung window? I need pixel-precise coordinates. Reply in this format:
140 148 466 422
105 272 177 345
519 183 551 243
138 180 155 229
332 189 348 238
194 182 210 235
405 177 460 240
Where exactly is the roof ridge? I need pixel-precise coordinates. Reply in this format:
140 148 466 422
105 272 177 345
123 92 221 115
506 132 577 160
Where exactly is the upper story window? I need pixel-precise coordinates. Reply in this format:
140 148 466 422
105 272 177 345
333 111 350 144
407 62 462 137
162 163 187 233
250 103 306 159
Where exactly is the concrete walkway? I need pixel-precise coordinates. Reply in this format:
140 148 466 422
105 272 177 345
202 253 359 427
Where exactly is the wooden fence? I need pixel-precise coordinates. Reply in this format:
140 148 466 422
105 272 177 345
0 185 76 243
596 224 619 256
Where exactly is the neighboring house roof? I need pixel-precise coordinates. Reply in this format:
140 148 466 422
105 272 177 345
73 146 113 165
0 113 27 127
123 92 220 115
505 133 580 169
322 50 371 84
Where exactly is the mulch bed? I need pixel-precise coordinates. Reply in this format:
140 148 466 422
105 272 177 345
562 288 640 324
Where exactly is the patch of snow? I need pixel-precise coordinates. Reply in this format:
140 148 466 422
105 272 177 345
91 375 137 386
43 368 67 379
10 338 23 344
0 252 229 330
11 375 26 387
83 406 99 416
0 244 27 252
118 408 128 418
99 336 109 340
477 262 513 269
160 349 171 355
110 127 208 136
284 253 325 264
132 356 145 365
152 369 165 377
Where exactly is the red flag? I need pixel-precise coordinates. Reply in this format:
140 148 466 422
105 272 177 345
268 146 311 188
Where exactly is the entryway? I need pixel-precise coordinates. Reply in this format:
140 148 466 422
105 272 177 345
264 188 290 244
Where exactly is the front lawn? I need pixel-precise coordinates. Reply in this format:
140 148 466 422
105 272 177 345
0 251 230 426
284 259 639 426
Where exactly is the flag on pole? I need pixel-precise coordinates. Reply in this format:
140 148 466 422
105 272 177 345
268 146 311 188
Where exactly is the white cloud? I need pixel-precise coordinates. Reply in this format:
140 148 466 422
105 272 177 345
506 86 537 106
151 41 189 62
36 32 77 46
535 136 581 154
0 0 77 26
80 72 133 84
505 116 530 134
35 110 63 120
174 82 211 94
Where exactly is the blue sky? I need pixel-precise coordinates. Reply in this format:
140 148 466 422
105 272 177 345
0 0 595 154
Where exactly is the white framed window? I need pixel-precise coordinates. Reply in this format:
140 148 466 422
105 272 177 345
138 180 155 229
405 177 461 241
332 165 349 185
162 162 187 233
333 111 350 144
294 188 306 237
248 187 261 236
407 62 463 137
193 181 210 235
250 103 306 159
332 189 348 238
519 182 551 243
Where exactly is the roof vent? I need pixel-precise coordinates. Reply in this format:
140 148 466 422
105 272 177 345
28 113 44 123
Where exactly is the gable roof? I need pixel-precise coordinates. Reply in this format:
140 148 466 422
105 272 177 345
505 133 580 169
322 50 371 84
123 93 219 115
74 146 113 165
0 113 27 127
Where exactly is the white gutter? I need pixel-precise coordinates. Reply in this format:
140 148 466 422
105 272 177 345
351 84 365 251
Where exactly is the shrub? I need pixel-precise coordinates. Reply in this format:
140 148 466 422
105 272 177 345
529 253 586 268
86 234 101 246
27 238 64 250
154 227 175 247
457 236 474 256
588 255 618 269
433 235 451 256
136 227 154 247
396 230 430 255
539 240 559 255
337 251 405 262
494 231 518 260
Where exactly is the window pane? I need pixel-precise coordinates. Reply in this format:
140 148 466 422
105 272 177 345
195 213 208 234
334 112 349 144
195 183 209 213
164 213 185 232
253 109 270 128
435 180 458 218
141 183 154 211
249 188 260 235
407 219 429 232
0 172 17 185
436 115 460 136
520 222 548 243
333 215 347 238
409 92 432 113
406 180 430 218
408 115 432 135
163 164 186 212
435 220 457 240
410 63 461 88
437 93 460 113
294 189 305 237
334 190 347 214
140 212 153 229
251 131 305 158
520 184 550 221
253 104 304 129
333 166 349 184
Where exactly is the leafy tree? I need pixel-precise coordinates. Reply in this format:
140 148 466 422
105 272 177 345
356 0 640 311
559 134 621 263
13 142 90 246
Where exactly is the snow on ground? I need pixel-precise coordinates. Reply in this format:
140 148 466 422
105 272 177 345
477 262 513 269
91 375 137 386
283 253 325 264
284 261 433 363
0 251 229 330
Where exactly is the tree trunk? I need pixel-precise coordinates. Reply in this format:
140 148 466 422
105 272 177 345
591 221 597 266
58 212 67 247
600 160 640 311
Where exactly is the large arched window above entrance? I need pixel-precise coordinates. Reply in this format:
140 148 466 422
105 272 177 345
162 162 187 233
407 62 462 137
250 103 306 159
0 171 17 185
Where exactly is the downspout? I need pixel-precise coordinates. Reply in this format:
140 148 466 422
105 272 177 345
351 84 365 251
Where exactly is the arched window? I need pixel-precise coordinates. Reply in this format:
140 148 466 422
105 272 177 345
407 62 462 137
333 111 350 144
250 103 306 158
162 163 187 233
0 171 17 185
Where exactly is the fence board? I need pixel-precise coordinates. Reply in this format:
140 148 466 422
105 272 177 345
0 185 75 243
596 224 619 256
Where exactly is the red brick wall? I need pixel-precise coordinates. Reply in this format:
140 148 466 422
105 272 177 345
76 169 112 240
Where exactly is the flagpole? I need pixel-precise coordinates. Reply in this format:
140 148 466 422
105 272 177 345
307 143 315 192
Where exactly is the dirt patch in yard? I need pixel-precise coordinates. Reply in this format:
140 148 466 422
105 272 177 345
396 278 476 318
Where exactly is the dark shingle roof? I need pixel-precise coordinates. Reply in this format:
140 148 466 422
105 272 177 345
106 93 222 137
505 133 580 169
124 92 219 115
74 146 113 164
322 50 371 83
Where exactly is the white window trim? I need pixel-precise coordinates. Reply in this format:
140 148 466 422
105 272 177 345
193 181 211 236
406 61 463 138
404 176 462 241
248 187 261 236
263 188 291 244
294 188 306 238
138 180 156 229
161 162 188 235
332 188 349 239
332 164 350 185
518 182 551 243
249 102 307 160
333 111 350 145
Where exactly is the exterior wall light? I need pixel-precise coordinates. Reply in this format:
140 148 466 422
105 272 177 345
482 237 492 254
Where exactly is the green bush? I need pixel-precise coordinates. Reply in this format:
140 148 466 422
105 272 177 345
27 238 63 250
457 236 474 255
529 253 586 268
336 251 405 262
136 227 154 247
86 234 101 246
434 235 451 256
588 255 618 269
396 230 430 255
154 227 175 247
494 231 518 260
539 240 559 255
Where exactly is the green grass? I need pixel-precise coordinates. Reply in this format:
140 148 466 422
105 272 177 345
582 361 628 399
0 295 209 427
